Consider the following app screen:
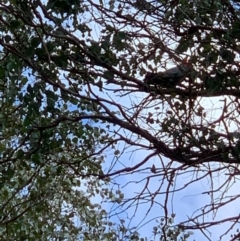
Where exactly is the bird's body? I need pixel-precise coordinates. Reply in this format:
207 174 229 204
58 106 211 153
144 58 191 88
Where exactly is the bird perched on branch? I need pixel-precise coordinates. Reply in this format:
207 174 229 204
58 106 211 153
143 57 191 88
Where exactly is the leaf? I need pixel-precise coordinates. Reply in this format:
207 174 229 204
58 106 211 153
6 61 15 70
9 20 22 29
103 70 114 80
72 137 78 143
77 23 91 33
52 55 68 68
4 35 11 43
89 42 102 56
35 47 46 59
31 37 41 48
0 66 6 79
175 40 189 53
220 48 235 64
25 47 35 57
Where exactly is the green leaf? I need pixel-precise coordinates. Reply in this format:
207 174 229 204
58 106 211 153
77 23 91 33
89 43 102 56
220 48 235 64
25 47 35 57
52 55 68 68
72 137 78 143
6 61 15 70
103 70 114 80
31 37 41 48
9 20 22 29
35 47 46 59
175 40 189 53
4 35 11 43
0 66 6 79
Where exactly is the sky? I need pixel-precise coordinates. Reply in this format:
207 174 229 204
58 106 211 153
5 1 240 240
81 80 240 241
64 4 240 239
81 74 240 240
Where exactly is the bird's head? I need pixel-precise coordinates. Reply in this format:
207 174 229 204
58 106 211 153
143 72 157 84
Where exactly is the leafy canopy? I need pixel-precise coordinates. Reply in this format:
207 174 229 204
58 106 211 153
0 0 240 240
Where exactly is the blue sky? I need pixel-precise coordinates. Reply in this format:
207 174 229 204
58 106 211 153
83 84 240 240
5 1 240 240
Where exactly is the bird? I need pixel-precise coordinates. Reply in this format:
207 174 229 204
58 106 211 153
150 164 156 173
143 57 191 88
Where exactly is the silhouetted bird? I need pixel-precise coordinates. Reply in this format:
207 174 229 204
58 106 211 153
144 57 191 88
